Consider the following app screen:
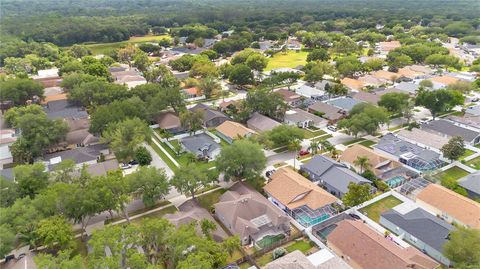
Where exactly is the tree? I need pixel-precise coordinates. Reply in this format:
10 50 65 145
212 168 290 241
245 87 286 119
134 146 152 166
200 219 217 239
14 163 49 198
245 53 268 72
51 159 76 183
333 36 359 55
190 59 218 78
34 249 83 269
441 136 466 161
101 118 151 163
419 79 433 89
133 51 150 71
363 58 385 72
415 89 464 119
304 61 335 83
0 177 19 207
447 81 475 93
228 64 253 86
308 140 321 155
338 103 389 137
354 156 371 173
0 225 16 257
117 44 137 66
336 56 363 77
36 216 75 251
60 72 98 91
198 76 221 99
342 183 372 207
127 167 169 207
171 164 215 200
0 78 44 105
216 140 267 181
69 44 92 58
319 140 333 153
222 236 241 257
180 110 204 135
307 48 329 62
378 92 410 115
443 227 480 268
267 125 305 148
425 54 460 69
69 80 130 107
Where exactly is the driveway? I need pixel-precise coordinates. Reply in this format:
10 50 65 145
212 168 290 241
143 143 174 178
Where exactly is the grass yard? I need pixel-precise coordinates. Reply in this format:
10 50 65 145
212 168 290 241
343 138 365 146
265 50 308 71
82 34 171 54
359 196 403 222
312 134 333 142
465 156 480 170
131 205 178 225
197 188 227 210
255 238 316 267
358 140 376 148
434 166 470 182
302 128 326 139
156 138 217 170
460 149 475 160
148 140 178 170
256 234 286 249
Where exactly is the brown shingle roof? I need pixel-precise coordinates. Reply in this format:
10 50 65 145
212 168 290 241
275 89 302 102
264 167 337 210
308 102 344 121
352 91 380 104
156 111 181 130
416 184 480 229
327 220 440 269
371 70 398 81
215 121 255 140
341 78 365 91
41 93 67 104
339 145 402 177
430 76 460 86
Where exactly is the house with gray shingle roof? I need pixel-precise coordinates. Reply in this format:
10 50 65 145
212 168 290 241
179 133 221 161
301 155 373 198
247 112 281 132
44 99 88 120
421 119 480 145
458 172 480 199
326 97 363 112
380 204 454 266
189 104 229 128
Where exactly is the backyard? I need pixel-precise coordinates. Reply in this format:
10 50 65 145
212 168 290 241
81 34 171 54
465 156 480 170
131 205 178 225
265 50 308 71
255 238 317 267
434 166 470 182
359 196 403 222
197 188 227 210
156 137 217 170
460 149 475 160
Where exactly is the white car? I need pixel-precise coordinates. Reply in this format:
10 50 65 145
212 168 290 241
120 163 132 170
327 125 337 132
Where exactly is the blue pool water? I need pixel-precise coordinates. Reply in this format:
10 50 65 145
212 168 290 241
386 176 405 188
298 214 330 227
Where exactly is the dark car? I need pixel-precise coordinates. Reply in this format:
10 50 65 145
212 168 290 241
349 213 361 220
129 160 139 165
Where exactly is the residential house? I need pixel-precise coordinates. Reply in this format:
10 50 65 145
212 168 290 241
0 129 17 169
326 220 440 269
314 80 338 92
393 82 420 95
421 119 480 145
284 109 328 129
351 91 381 104
374 133 443 172
264 167 339 227
326 97 363 112
370 70 399 84
397 67 425 80
214 182 291 246
407 65 434 76
165 200 228 242
340 145 417 188
416 184 480 229
218 100 240 112
215 121 255 144
447 115 480 131
265 249 352 269
189 104 229 128
296 84 328 101
464 105 480 117
179 133 221 161
44 143 111 167
155 111 184 134
430 76 460 89
44 99 88 120
380 204 454 266
31 68 62 87
377 41 401 55
396 128 449 153
247 112 281 132
340 78 365 91
358 75 385 88
41 93 68 105
301 155 373 198
85 159 119 176
182 87 205 101
275 89 303 107
458 172 480 199
286 38 302 51
307 102 345 122
110 67 147 89
170 46 205 55
64 118 99 147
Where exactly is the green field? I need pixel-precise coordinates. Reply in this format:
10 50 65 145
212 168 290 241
82 34 171 55
434 166 470 182
465 156 480 170
460 149 475 160
265 50 308 71
360 196 402 222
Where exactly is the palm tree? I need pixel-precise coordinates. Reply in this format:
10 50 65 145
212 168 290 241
308 140 321 155
330 147 339 160
289 139 302 170
198 76 221 99
319 140 332 153
354 156 371 173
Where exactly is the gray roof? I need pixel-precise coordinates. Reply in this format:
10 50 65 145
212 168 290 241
180 133 220 157
326 97 363 112
284 109 326 125
314 80 338 91
44 99 88 120
190 104 229 124
296 84 326 98
170 47 205 55
247 112 281 132
381 207 454 253
459 172 480 195
86 159 119 176
302 155 371 194
393 82 420 94
375 133 441 162
421 119 480 143
45 144 109 165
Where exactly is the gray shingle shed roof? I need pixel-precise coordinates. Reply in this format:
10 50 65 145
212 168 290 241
421 119 480 143
302 155 371 194
381 207 454 253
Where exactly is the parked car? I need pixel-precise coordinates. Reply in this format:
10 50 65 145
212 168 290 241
349 213 361 220
265 169 276 178
299 150 310 156
327 125 337 132
120 163 132 169
128 160 139 165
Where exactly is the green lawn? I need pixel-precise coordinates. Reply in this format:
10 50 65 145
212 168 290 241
359 196 403 222
285 239 315 253
465 156 480 170
197 188 227 211
256 234 286 249
434 166 470 182
155 137 217 170
343 138 365 146
148 141 178 170
302 128 326 139
81 34 171 54
131 205 178 225
358 140 376 148
312 134 333 142
460 149 475 160
265 50 308 71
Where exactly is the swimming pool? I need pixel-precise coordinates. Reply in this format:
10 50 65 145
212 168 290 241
386 176 405 188
315 224 338 240
297 213 330 227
